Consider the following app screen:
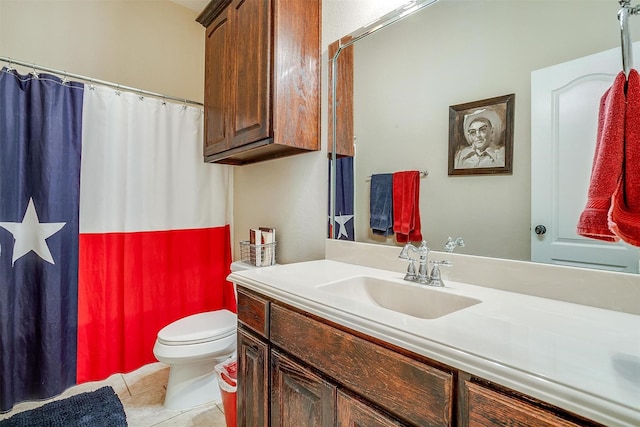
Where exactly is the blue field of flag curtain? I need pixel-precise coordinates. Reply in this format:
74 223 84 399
0 68 233 412
0 70 84 411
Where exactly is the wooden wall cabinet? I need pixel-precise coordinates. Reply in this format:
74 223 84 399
236 286 604 426
197 0 320 165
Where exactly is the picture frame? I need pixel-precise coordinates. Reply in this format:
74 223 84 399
448 93 515 176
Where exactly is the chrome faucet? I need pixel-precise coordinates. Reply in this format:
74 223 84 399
400 239 459 287
398 240 430 285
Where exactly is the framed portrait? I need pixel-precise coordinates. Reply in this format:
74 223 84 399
448 93 515 176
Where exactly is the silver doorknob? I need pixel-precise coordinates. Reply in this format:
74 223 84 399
534 225 546 235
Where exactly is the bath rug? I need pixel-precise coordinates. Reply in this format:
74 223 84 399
0 386 127 427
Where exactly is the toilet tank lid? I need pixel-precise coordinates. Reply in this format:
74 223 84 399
157 310 237 345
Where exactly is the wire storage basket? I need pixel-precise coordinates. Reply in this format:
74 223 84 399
239 240 277 267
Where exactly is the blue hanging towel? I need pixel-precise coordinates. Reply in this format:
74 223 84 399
370 173 394 236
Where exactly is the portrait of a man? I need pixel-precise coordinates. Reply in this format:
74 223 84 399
448 94 514 175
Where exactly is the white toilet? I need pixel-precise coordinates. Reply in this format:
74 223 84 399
153 261 252 410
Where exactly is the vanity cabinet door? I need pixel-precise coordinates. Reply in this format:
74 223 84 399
237 327 269 427
271 350 336 427
464 381 599 427
337 389 407 427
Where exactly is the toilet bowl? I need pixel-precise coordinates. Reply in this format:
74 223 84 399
152 261 255 410
153 309 237 410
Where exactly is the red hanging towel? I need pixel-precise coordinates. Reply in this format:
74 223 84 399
609 68 640 246
576 71 626 241
393 171 422 243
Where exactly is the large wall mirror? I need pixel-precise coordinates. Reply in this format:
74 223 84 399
329 0 640 273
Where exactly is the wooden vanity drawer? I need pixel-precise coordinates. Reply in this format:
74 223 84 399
237 287 270 338
464 381 594 427
270 303 453 427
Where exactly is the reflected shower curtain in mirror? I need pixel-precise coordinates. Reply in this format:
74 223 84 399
0 69 84 412
0 70 234 412
328 157 354 240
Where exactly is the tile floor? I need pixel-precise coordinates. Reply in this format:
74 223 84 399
0 362 228 426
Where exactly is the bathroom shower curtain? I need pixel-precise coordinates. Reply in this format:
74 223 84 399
0 69 84 413
0 69 234 412
76 85 234 383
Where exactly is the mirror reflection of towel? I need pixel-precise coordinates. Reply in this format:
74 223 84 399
609 69 640 246
369 174 393 236
393 171 422 243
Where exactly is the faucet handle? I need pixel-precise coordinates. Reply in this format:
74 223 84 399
404 259 417 281
398 243 412 259
428 260 452 287
444 237 465 253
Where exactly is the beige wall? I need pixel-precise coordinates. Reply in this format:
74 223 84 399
0 0 204 103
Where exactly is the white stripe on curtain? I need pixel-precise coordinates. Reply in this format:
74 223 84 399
79 85 232 233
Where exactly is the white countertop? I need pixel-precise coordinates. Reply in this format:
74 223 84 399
229 259 640 427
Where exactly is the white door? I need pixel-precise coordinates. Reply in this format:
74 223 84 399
531 45 640 273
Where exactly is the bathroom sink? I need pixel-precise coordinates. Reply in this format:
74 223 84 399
318 276 481 319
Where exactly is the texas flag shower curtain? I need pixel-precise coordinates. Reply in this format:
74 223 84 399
0 69 234 412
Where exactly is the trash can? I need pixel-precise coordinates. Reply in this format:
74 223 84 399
215 356 237 427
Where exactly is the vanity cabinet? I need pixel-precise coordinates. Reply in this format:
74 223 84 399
236 288 269 426
237 330 268 426
461 380 593 427
337 389 406 427
236 286 604 427
196 0 320 165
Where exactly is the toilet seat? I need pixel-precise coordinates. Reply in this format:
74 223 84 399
157 310 236 346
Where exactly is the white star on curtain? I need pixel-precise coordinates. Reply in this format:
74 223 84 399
333 214 354 239
0 198 66 266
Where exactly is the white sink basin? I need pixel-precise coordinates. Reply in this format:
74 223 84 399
318 276 481 319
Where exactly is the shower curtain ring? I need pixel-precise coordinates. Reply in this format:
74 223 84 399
6 58 14 72
31 63 39 79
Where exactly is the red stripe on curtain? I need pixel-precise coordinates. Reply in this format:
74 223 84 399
76 225 234 382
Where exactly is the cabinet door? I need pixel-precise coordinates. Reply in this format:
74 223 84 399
204 10 231 157
271 350 336 427
337 389 406 427
228 0 271 148
238 328 269 427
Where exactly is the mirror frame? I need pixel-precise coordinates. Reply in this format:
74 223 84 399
329 0 440 239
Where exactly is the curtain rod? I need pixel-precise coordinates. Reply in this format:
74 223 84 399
0 56 204 107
